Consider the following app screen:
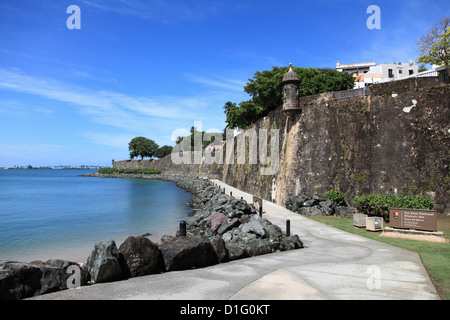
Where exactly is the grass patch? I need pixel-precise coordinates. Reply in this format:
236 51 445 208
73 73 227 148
307 215 450 300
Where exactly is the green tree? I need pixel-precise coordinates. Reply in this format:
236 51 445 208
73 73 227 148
175 126 224 151
224 66 354 129
128 137 159 160
154 145 173 158
418 63 428 73
417 17 450 82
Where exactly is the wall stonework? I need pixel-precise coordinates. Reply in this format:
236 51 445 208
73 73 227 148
114 78 449 213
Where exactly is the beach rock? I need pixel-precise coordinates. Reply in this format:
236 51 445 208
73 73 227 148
319 200 335 216
303 199 319 207
281 235 304 250
335 206 355 218
86 240 127 283
225 242 248 261
243 239 274 257
297 205 323 216
210 212 228 233
208 235 229 263
118 236 165 277
285 193 311 211
240 219 266 238
217 217 240 235
231 199 252 214
263 222 284 241
158 235 219 271
45 259 90 289
0 261 48 300
0 260 88 300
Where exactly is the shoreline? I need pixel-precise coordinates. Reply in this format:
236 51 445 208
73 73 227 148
1 173 192 265
2 172 305 300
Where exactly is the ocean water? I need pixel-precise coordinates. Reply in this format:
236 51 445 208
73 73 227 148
0 169 192 263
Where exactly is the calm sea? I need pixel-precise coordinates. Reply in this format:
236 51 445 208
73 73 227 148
0 169 192 263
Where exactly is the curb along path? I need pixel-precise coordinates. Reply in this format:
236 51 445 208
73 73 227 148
31 179 440 300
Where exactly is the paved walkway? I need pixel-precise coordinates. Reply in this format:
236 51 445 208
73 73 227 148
30 180 440 300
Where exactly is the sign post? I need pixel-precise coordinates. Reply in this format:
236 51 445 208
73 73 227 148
389 208 437 232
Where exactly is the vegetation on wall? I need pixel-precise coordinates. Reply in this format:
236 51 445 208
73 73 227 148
98 168 161 175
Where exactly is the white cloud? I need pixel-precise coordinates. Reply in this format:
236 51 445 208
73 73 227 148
0 68 219 125
0 68 230 149
186 73 245 92
80 132 135 148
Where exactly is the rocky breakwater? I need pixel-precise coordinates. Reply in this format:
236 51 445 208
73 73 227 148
0 175 303 300
66 176 304 290
182 180 304 261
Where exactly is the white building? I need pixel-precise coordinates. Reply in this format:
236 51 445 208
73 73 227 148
335 61 376 74
336 61 419 88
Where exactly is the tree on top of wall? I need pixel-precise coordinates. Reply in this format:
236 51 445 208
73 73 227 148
128 137 159 160
223 66 354 129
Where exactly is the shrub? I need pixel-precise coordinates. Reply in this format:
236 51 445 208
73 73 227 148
139 168 161 174
326 188 347 206
98 167 118 174
354 194 434 221
97 168 161 175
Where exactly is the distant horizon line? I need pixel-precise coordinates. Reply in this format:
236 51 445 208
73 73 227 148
1 165 107 169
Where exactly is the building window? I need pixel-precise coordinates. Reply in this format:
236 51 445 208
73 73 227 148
399 70 403 74
388 69 394 78
409 70 414 75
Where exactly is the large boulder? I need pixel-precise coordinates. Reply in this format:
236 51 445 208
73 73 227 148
0 260 89 300
297 206 323 216
158 235 219 271
318 200 335 216
281 235 304 250
0 261 52 300
118 236 165 277
208 235 229 263
335 206 355 218
225 242 248 261
86 240 127 283
44 259 90 290
242 239 274 257
286 193 312 211
240 219 266 238
262 221 283 242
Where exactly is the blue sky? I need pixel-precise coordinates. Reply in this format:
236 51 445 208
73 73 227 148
0 0 448 167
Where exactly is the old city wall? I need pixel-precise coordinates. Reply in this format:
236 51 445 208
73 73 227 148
114 78 449 213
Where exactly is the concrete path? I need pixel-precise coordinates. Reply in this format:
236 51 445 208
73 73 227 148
30 180 440 300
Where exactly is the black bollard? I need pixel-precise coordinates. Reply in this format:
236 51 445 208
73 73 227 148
286 219 291 237
230 191 232 197
179 220 186 237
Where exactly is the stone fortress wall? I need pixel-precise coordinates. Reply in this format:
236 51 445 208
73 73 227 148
114 77 449 214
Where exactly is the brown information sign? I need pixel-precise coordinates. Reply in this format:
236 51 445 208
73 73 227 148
389 208 437 231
